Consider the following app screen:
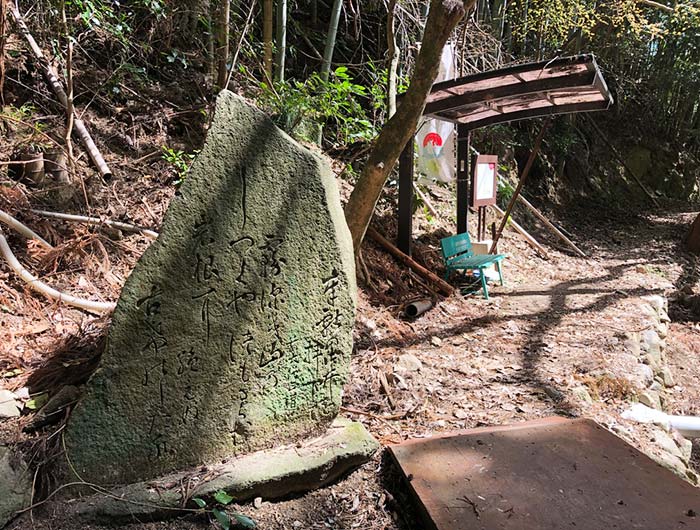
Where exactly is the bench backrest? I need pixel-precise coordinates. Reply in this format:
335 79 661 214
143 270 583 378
441 233 474 262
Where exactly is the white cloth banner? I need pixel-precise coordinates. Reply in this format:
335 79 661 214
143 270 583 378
416 42 456 184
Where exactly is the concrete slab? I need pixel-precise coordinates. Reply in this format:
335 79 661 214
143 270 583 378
389 417 700 530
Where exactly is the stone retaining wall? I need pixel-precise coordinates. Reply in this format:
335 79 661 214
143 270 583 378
627 295 697 485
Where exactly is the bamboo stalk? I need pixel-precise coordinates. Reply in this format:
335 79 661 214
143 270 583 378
366 226 453 296
30 209 158 239
9 6 112 179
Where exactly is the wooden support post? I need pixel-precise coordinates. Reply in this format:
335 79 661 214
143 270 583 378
490 119 550 254
397 139 414 255
456 125 470 234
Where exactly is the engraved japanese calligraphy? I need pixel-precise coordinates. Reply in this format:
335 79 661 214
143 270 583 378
64 91 356 484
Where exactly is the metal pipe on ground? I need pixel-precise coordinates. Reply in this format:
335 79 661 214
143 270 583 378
404 299 434 318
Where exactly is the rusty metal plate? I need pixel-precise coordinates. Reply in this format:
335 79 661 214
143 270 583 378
388 417 700 530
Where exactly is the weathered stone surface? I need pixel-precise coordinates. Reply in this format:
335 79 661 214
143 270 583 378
659 367 675 388
64 91 356 484
0 446 32 526
639 390 662 410
67 418 378 523
637 364 655 387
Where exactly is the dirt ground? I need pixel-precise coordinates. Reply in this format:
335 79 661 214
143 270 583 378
2 170 699 529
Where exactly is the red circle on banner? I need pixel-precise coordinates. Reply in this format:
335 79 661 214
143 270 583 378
423 132 443 148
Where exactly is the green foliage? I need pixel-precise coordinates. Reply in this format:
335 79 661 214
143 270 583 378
257 67 378 147
192 491 256 530
162 146 196 186
497 177 515 209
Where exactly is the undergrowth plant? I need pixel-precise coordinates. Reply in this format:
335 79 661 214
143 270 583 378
257 66 377 147
193 491 256 530
162 146 197 186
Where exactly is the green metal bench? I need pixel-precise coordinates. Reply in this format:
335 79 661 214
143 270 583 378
440 233 505 299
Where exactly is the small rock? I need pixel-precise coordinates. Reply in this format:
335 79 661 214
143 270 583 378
395 354 422 372
655 322 668 339
642 295 666 314
639 391 662 410
253 497 263 509
451 336 466 346
642 354 660 371
624 334 641 357
660 367 675 388
649 381 664 393
453 409 469 420
431 336 442 347
673 434 693 463
650 450 689 481
637 364 654 387
0 390 20 419
0 446 32 525
571 386 594 404
293 521 303 528
651 429 684 460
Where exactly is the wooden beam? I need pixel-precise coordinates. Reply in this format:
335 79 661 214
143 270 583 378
425 70 596 115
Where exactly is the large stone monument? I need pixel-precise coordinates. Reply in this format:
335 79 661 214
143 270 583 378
64 92 368 486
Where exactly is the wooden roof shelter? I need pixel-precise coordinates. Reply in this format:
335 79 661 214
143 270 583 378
398 54 614 254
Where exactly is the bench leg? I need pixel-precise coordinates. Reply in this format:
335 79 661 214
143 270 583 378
479 269 489 299
496 261 504 286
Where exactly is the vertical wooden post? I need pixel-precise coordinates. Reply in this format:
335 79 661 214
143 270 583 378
397 140 414 255
456 125 470 234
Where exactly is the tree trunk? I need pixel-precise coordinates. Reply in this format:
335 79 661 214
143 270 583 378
214 0 230 88
344 0 474 253
386 0 399 117
274 0 287 83
320 0 343 81
263 0 273 83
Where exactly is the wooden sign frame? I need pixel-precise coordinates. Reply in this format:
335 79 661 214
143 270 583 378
470 154 498 207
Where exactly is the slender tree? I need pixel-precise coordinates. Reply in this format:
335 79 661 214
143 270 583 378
320 0 343 81
344 0 476 253
214 0 231 88
274 0 287 82
263 0 273 83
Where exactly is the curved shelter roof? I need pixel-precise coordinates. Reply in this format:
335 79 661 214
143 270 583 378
422 54 613 130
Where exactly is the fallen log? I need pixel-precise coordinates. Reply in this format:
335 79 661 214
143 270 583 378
366 226 453 296
9 6 112 179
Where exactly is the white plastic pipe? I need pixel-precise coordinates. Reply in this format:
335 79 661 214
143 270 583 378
622 403 700 438
0 209 53 249
0 227 115 314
